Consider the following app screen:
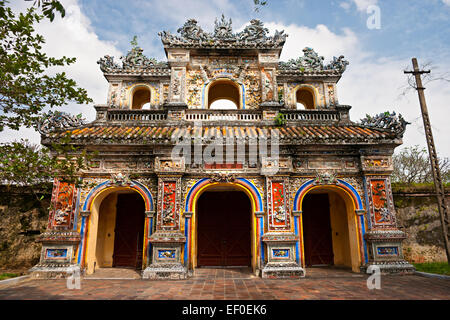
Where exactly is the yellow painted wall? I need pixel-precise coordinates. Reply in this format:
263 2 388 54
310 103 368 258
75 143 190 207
329 192 351 267
95 193 117 267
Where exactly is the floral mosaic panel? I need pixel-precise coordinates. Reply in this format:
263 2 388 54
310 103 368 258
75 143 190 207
267 178 291 231
49 180 78 230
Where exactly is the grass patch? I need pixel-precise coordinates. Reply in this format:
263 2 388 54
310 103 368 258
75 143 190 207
0 273 20 281
413 262 450 275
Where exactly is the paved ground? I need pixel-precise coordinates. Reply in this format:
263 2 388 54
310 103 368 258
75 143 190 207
0 267 449 300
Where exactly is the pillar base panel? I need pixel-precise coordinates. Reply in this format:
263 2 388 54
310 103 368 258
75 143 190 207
361 261 415 274
142 264 188 280
261 263 305 279
29 264 80 279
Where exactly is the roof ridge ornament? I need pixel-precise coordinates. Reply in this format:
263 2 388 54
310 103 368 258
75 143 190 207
279 47 349 73
38 111 86 134
159 16 287 49
359 111 410 137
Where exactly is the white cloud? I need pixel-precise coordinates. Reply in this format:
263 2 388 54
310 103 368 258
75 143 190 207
265 22 450 158
1 0 121 145
443 0 450 6
339 2 352 11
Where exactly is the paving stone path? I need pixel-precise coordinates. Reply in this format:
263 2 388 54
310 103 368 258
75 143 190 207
0 267 448 300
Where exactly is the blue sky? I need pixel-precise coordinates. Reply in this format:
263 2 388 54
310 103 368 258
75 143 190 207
4 0 450 157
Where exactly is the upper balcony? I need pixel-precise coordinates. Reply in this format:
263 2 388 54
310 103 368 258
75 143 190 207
94 105 352 126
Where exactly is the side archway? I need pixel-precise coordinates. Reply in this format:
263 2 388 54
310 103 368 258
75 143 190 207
127 83 157 109
77 179 154 273
293 179 367 271
292 84 320 109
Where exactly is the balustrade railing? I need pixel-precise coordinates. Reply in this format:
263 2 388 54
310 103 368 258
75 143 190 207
103 108 341 123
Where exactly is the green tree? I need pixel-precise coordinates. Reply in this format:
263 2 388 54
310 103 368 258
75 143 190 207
0 0 93 193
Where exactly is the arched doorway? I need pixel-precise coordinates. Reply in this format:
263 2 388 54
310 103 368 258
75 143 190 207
196 190 251 267
131 86 151 109
207 79 241 109
84 189 146 274
300 187 361 272
295 87 316 109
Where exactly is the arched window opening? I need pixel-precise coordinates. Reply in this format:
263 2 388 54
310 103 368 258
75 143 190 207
131 87 151 110
296 88 315 110
208 80 240 109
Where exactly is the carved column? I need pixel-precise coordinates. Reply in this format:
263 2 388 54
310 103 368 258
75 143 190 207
30 179 81 278
261 176 305 278
258 51 283 109
361 155 415 273
143 157 187 279
165 49 189 109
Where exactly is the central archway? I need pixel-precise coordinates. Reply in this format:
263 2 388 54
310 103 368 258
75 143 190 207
197 190 251 267
185 178 264 274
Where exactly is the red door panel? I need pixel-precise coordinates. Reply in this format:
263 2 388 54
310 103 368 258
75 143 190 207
303 194 334 266
113 193 145 269
197 191 251 267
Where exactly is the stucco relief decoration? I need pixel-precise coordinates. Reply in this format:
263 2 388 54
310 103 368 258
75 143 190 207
49 180 77 229
363 158 390 169
209 173 236 183
159 15 287 49
369 179 394 225
359 111 410 138
279 47 349 73
110 173 132 186
268 180 290 231
38 111 86 134
314 171 338 185
159 181 180 229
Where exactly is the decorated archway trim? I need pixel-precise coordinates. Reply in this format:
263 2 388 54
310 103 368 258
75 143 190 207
185 178 263 213
293 179 363 212
293 179 368 265
82 180 154 212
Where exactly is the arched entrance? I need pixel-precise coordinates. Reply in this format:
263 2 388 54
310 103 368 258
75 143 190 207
294 182 365 272
185 178 263 273
197 190 251 267
83 188 148 274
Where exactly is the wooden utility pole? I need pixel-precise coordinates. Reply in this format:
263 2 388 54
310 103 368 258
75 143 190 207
404 58 450 264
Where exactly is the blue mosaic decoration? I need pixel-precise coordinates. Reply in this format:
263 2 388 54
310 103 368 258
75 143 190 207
46 248 68 259
158 250 176 259
377 246 398 256
272 249 290 258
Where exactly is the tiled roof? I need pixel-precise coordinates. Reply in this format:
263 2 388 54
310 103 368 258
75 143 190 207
43 124 398 145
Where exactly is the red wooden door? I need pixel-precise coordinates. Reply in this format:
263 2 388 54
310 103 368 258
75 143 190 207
197 191 251 267
302 194 334 266
113 193 145 269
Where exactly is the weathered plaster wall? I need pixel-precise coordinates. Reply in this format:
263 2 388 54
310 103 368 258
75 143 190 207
0 186 50 271
393 186 449 263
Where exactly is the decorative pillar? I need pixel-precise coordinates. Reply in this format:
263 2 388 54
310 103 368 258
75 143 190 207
165 49 189 109
261 176 305 278
361 155 415 273
143 157 187 279
30 179 81 278
258 51 283 109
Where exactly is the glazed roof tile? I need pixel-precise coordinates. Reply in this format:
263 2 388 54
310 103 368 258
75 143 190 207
44 123 398 145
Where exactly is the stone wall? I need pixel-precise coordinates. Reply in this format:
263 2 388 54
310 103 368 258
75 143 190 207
393 184 449 263
0 185 51 272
